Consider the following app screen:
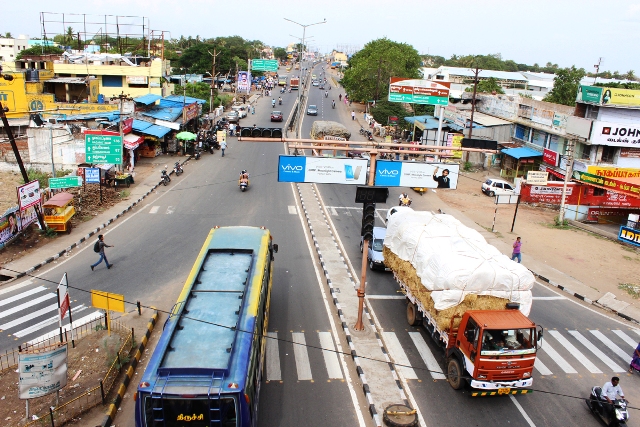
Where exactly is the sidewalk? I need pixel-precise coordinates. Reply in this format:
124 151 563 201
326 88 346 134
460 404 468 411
0 154 189 280
325 70 640 323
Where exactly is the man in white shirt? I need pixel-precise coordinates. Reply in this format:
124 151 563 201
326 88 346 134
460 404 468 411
601 376 625 418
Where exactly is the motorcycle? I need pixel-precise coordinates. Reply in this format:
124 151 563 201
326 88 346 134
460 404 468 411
272 100 276 108
586 386 629 426
399 197 412 207
366 131 374 141
173 162 183 176
279 99 282 105
194 147 201 160
161 168 171 186
359 127 365 135
238 176 250 192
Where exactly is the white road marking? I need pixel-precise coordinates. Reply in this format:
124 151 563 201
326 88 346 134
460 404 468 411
533 358 553 376
14 305 89 338
26 311 103 345
266 332 281 381
569 331 625 372
590 330 632 363
330 207 338 216
612 330 639 349
166 206 175 215
344 210 352 217
408 332 446 379
288 205 297 215
319 332 343 379
292 332 313 380
366 295 406 300
0 293 55 319
0 303 59 330
149 206 160 214
548 330 601 373
0 279 33 296
532 296 566 300
382 332 418 379
539 337 577 373
290 184 366 427
0 286 47 308
510 395 537 427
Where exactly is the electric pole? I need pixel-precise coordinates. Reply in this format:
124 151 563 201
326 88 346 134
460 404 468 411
593 57 602 85
208 48 220 114
466 66 480 164
558 138 575 224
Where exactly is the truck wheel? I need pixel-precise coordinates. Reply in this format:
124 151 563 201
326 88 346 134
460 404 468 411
406 303 421 326
447 358 466 390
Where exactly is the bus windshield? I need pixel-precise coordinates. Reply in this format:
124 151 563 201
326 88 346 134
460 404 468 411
144 396 237 427
480 328 536 356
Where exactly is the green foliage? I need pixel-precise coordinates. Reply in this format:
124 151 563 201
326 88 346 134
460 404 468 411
421 53 562 74
519 92 533 99
16 45 64 59
594 82 640 90
543 66 586 106
553 215 570 228
40 227 57 238
341 38 421 102
176 82 215 111
464 77 505 94
463 161 472 172
273 47 287 61
369 101 412 129
215 94 234 108
174 36 263 76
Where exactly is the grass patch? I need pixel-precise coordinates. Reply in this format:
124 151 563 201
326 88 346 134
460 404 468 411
618 283 640 299
477 224 503 238
463 161 473 172
80 215 93 222
118 190 131 198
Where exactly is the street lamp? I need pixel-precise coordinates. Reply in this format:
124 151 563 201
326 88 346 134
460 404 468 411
284 18 326 138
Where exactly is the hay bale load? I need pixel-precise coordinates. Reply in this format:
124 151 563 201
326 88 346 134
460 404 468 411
309 121 351 140
384 210 534 330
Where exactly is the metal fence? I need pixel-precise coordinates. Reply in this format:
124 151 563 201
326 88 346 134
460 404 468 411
4 318 134 427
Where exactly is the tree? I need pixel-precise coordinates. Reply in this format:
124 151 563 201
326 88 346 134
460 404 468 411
341 38 421 102
465 77 505 94
3 32 12 38
369 100 413 130
273 47 287 61
16 45 64 59
543 66 585 106
625 70 636 81
65 26 74 45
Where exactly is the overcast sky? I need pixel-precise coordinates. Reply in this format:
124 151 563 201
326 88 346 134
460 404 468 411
4 0 640 74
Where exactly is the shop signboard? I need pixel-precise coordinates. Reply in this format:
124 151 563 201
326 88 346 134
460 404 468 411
277 156 368 184
543 148 559 166
251 59 279 72
618 226 640 247
577 85 640 107
19 344 68 399
17 181 41 210
526 171 548 185
126 76 148 84
587 165 640 179
85 168 100 184
49 176 82 190
388 78 450 105
388 116 398 125
85 133 123 164
577 85 603 103
374 160 460 189
182 102 199 123
621 148 640 158
573 171 640 197
591 121 640 147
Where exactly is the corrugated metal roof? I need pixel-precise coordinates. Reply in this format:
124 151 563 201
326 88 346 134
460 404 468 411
131 119 171 138
141 107 183 122
501 147 543 159
132 119 153 131
404 115 441 130
438 66 528 82
55 112 120 121
133 94 162 105
472 112 512 127
160 95 206 107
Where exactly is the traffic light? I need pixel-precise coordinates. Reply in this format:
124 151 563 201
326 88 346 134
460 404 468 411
361 202 376 241
240 127 252 137
240 127 283 139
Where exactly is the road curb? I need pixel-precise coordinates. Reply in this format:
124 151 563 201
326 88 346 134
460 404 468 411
296 183 411 427
100 309 159 427
531 271 640 324
9 159 192 280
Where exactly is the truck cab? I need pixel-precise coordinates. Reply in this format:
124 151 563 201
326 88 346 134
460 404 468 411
446 309 540 394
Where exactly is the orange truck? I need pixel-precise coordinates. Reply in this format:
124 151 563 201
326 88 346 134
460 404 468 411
290 77 300 90
399 276 543 396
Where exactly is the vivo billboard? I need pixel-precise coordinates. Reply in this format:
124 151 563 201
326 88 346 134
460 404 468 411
375 160 459 189
278 156 368 184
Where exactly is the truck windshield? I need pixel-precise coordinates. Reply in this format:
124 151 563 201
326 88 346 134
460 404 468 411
143 396 237 427
480 328 535 355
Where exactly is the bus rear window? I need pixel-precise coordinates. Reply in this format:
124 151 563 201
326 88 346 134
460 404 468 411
144 396 237 427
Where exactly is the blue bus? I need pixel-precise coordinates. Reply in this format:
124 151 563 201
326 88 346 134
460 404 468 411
135 226 277 427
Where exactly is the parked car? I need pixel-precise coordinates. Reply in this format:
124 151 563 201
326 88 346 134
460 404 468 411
227 111 240 123
360 227 389 271
307 105 318 115
270 111 283 122
481 178 516 197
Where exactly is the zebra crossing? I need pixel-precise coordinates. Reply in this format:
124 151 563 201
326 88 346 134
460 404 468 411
263 328 640 383
0 281 102 345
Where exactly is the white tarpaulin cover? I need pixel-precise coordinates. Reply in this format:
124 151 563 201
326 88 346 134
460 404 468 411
385 210 533 314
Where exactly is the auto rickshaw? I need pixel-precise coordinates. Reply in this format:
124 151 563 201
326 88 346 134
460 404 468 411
43 192 75 233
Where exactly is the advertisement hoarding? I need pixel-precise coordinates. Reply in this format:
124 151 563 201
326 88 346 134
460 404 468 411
278 156 368 184
543 148 559 166
17 181 41 210
526 171 548 185
237 71 251 93
586 165 640 179
374 160 459 189
388 78 450 105
619 226 640 247
573 171 640 197
577 85 640 107
591 121 640 147
19 344 68 399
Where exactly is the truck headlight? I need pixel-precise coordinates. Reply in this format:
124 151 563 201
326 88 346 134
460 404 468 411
477 375 487 379
523 372 530 378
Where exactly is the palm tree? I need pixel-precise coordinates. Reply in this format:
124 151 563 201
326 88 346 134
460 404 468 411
625 70 636 81
3 32 13 38
65 26 74 45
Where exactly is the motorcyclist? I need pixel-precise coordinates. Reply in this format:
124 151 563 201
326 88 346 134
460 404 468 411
601 377 626 420
332 100 336 109
278 97 282 105
325 91 328 98
399 193 412 206
272 99 276 107
239 170 249 186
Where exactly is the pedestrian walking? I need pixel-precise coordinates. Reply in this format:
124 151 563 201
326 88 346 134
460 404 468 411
91 235 113 270
221 140 227 157
629 341 640 373
511 237 522 263
351 110 355 121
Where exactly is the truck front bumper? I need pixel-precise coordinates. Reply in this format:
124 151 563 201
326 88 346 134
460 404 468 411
469 378 532 390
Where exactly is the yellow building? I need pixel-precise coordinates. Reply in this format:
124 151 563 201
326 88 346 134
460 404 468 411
332 51 348 63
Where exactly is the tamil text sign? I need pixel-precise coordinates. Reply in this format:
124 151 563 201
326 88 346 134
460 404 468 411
591 121 640 147
586 165 640 179
278 156 368 184
19 344 68 399
574 171 640 197
183 102 199 122
388 78 450 105
619 226 640 247
252 59 279 72
374 160 459 189
526 171 548 185
85 133 123 164
85 167 100 184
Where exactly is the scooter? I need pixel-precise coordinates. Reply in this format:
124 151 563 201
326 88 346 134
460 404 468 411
173 162 183 176
194 147 201 160
239 177 250 192
161 168 171 186
367 131 374 141
586 386 629 426
359 127 365 135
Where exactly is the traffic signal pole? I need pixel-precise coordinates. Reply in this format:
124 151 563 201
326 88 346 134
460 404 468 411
354 153 377 331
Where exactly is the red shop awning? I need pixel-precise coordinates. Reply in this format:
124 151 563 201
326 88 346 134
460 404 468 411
123 133 144 150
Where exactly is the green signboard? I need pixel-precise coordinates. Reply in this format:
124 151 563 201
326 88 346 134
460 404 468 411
577 85 603 104
252 59 279 72
85 134 123 164
49 176 82 189
388 93 449 105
